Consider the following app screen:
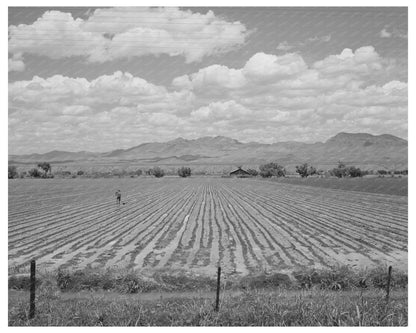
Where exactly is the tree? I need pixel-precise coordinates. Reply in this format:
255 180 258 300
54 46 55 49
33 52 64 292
378 170 388 176
259 162 286 178
295 163 317 178
77 170 84 176
8 166 18 179
28 168 42 178
331 161 349 178
246 168 259 177
37 162 51 176
348 166 362 178
178 166 191 177
135 169 143 176
152 166 165 178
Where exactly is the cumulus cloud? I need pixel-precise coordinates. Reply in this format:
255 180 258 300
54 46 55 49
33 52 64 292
379 27 407 39
170 46 406 143
9 71 190 109
307 34 331 42
276 41 294 51
62 105 92 115
173 46 385 97
173 64 246 92
276 35 331 52
380 28 392 38
312 46 383 76
148 113 185 126
9 46 408 154
190 100 252 121
243 52 307 79
8 53 25 72
174 52 308 96
8 71 197 152
8 7 248 63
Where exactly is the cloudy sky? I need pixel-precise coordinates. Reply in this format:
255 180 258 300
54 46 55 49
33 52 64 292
8 6 408 154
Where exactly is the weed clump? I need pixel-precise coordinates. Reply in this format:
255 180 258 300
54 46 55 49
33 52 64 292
293 265 407 290
55 269 161 293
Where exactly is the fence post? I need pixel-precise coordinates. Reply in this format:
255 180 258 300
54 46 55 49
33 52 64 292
29 259 36 319
386 266 392 302
215 266 221 312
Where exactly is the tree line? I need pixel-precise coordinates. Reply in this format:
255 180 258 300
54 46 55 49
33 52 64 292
8 161 407 179
8 163 194 179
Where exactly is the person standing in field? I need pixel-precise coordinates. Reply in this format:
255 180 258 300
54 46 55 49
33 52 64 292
115 189 121 205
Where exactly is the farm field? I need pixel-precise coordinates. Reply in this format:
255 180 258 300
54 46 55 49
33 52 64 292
272 176 408 196
8 177 408 276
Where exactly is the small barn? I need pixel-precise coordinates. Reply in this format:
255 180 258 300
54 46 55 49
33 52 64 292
230 167 250 177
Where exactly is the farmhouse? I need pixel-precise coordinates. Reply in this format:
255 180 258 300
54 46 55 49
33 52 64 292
230 167 250 177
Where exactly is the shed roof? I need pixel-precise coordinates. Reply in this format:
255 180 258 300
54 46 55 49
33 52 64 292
230 167 250 175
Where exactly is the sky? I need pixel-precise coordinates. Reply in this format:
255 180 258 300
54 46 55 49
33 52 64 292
8 6 408 154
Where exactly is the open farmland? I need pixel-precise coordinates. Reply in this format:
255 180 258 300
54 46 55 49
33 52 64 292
8 177 408 276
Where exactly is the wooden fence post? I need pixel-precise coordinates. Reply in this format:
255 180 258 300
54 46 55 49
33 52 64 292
215 266 221 312
386 266 392 302
29 259 36 319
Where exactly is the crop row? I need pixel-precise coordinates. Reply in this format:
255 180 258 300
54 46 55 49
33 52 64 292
8 178 408 275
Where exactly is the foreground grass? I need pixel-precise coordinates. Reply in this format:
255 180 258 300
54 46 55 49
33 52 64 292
8 265 408 293
9 288 407 326
8 265 408 326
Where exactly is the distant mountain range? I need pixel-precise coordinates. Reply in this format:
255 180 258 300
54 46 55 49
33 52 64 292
9 132 408 170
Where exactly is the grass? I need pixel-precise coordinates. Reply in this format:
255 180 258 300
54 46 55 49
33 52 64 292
8 267 221 294
9 265 408 294
8 265 408 326
8 288 407 326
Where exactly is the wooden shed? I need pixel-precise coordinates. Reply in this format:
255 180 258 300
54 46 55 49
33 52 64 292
229 167 250 177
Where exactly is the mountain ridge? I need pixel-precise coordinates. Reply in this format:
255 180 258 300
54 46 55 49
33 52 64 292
9 132 408 170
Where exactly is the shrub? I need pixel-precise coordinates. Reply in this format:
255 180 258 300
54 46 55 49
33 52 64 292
127 170 142 178
28 168 42 178
9 275 42 290
8 166 18 179
178 167 191 177
259 162 286 178
37 162 51 176
331 161 349 178
393 170 407 176
77 170 84 176
59 171 72 177
331 162 364 178
145 169 153 176
112 169 127 177
152 167 165 178
295 163 317 178
361 170 370 176
348 166 362 177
